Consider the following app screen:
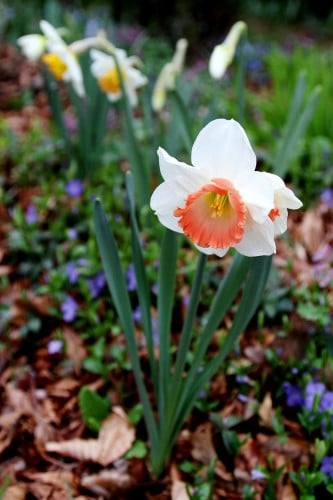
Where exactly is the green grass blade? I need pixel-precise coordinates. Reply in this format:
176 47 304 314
93 198 158 447
125 172 158 391
172 255 272 438
157 229 179 429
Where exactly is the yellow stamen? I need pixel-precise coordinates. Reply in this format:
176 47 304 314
99 67 123 94
41 53 67 80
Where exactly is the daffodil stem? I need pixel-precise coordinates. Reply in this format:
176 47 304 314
164 252 207 430
113 55 150 209
235 33 247 123
157 229 179 431
170 89 194 150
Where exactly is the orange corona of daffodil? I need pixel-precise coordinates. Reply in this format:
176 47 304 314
150 119 302 257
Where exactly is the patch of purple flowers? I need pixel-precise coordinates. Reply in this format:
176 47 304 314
321 456 333 479
304 381 326 411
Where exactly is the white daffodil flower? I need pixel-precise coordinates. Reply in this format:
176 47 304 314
90 48 148 107
39 20 85 97
150 118 302 258
152 38 188 112
262 172 303 235
209 21 247 80
17 34 46 61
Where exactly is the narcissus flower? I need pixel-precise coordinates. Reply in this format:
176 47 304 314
209 21 247 80
39 20 85 97
150 118 302 258
90 48 148 107
152 38 188 112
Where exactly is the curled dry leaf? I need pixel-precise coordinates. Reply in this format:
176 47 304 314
258 393 274 428
45 406 135 466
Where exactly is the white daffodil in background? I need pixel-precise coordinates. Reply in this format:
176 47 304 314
152 38 188 112
17 20 108 98
150 118 302 258
90 48 148 107
209 21 247 80
39 20 85 97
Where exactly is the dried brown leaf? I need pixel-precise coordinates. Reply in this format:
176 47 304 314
3 485 26 500
191 422 217 465
45 406 135 466
81 469 133 496
171 480 192 500
258 393 274 428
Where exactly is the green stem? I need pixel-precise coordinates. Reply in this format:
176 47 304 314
170 89 194 151
157 229 179 431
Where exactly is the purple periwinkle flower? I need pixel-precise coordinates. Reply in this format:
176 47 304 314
321 456 333 479
320 391 333 412
67 228 78 240
47 339 63 354
65 179 84 197
304 381 326 411
283 381 304 407
61 295 78 322
25 204 38 224
251 469 267 480
87 271 106 299
320 188 333 208
66 261 80 284
126 264 137 291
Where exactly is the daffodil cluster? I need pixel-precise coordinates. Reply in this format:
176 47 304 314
151 118 302 257
17 20 148 105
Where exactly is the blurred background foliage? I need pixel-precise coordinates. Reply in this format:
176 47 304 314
1 0 333 46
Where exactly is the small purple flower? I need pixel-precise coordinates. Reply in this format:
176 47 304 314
133 305 141 323
321 456 333 479
251 469 266 480
126 264 137 291
67 228 78 240
320 391 333 412
283 381 304 407
61 296 78 322
65 179 84 197
304 381 326 411
66 261 80 284
320 188 333 208
47 339 63 354
25 204 38 224
87 271 106 299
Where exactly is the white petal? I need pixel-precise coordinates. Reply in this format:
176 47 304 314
235 218 275 256
150 183 184 233
236 171 274 223
191 119 256 179
209 44 230 79
17 34 45 61
195 244 230 257
157 147 206 184
40 20 64 46
273 208 288 235
262 172 303 209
